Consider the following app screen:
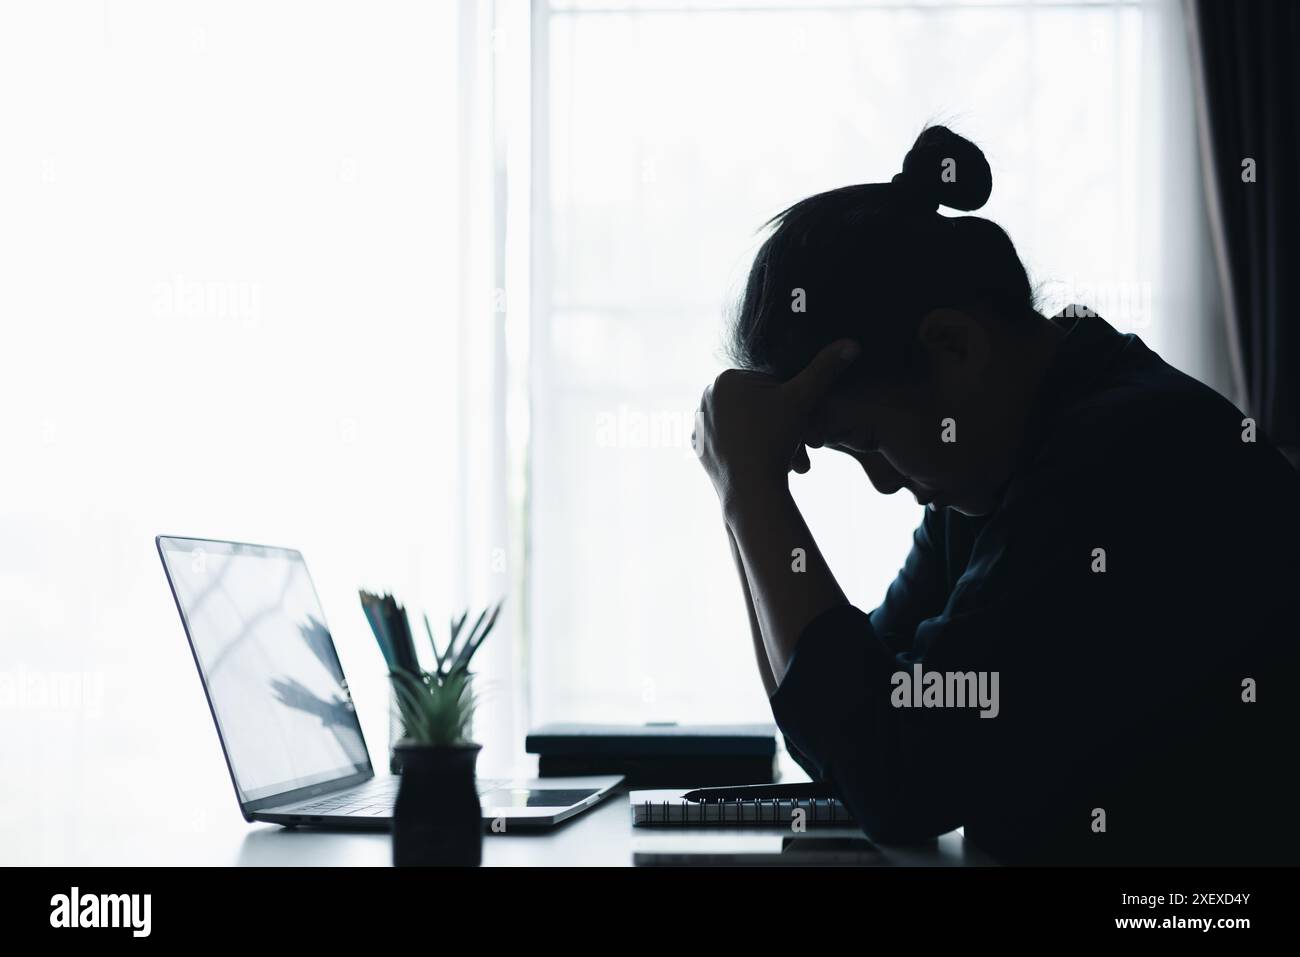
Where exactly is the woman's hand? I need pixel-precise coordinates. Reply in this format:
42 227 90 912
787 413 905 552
693 339 860 512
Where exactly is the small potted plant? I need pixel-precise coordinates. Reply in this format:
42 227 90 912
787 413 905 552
360 592 503 867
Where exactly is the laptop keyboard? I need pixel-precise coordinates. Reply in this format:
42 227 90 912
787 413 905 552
288 778 507 817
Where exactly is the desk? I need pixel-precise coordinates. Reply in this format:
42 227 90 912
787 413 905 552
6 772 987 866
239 790 635 867
2 684 988 865
238 789 988 866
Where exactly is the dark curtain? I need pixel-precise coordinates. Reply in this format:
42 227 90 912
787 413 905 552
1188 0 1300 465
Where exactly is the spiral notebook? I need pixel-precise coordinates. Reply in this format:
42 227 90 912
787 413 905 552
631 785 853 827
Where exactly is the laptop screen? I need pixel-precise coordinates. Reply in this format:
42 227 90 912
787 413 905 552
158 537 371 803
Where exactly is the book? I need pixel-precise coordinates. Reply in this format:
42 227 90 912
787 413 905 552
527 722 777 756
526 723 778 786
631 786 853 827
538 755 775 785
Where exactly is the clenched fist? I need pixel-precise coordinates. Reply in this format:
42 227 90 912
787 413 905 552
693 339 860 511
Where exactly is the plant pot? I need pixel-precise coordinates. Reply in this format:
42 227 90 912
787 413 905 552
387 682 476 774
391 742 482 867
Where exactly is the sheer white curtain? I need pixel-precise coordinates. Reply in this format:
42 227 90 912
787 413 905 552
0 0 519 852
527 0 1222 725
0 2 1223 837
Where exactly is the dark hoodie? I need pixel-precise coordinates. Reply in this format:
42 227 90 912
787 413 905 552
769 310 1300 865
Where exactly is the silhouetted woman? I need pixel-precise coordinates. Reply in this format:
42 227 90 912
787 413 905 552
693 126 1299 865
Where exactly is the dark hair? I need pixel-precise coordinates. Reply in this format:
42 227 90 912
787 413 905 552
727 126 1035 382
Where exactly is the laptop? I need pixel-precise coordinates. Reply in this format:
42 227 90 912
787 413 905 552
157 535 621 828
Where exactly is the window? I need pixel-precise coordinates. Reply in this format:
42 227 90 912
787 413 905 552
0 2 503 814
0 3 1221 805
527 0 1220 724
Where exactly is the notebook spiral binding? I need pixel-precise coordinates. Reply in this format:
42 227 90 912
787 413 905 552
639 796 848 825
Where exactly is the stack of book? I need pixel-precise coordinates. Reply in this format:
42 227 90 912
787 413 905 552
525 722 779 786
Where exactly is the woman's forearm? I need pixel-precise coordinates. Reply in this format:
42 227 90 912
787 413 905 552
726 525 778 698
724 483 849 683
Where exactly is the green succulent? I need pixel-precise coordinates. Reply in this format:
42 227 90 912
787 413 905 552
363 596 504 748
390 666 477 747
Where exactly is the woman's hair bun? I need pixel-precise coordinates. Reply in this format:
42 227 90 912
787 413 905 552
892 125 992 213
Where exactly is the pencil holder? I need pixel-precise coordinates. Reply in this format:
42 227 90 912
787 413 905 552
388 683 406 774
